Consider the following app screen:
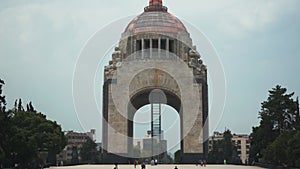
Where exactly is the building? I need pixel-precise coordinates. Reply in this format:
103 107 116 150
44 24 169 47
102 0 208 163
57 129 96 163
208 132 250 164
232 134 250 164
133 130 167 159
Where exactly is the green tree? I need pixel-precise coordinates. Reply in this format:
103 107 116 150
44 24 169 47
79 137 98 164
0 79 6 112
8 100 66 168
0 79 7 165
0 79 13 167
287 130 300 167
263 130 300 167
260 85 299 132
0 79 67 168
208 139 224 164
208 130 240 164
250 85 299 162
223 130 233 161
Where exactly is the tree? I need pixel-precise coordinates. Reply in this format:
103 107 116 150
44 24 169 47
0 79 6 165
223 130 233 161
0 79 6 112
250 85 300 166
260 85 299 132
208 139 224 164
8 100 66 168
263 130 300 167
0 79 11 167
0 79 67 168
79 137 98 164
208 130 240 164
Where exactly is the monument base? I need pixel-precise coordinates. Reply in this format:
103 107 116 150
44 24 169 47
102 153 130 164
180 153 205 164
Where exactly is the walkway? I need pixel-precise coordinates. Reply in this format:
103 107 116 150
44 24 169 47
50 164 265 169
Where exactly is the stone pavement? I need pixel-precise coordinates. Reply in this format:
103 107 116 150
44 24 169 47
50 164 265 169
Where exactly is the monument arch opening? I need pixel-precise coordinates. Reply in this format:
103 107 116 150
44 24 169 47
132 103 181 160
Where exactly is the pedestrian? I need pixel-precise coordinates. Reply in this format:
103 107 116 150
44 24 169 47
134 159 137 168
198 159 203 166
154 159 158 165
224 159 227 165
203 160 206 167
113 163 118 169
174 166 178 169
150 159 154 166
141 162 146 169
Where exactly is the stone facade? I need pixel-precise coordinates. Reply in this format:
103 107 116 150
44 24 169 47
102 0 208 163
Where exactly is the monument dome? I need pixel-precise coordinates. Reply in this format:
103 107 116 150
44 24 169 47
118 0 195 58
124 1 188 35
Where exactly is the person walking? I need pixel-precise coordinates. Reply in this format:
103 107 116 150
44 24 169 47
174 166 178 169
154 159 158 165
224 159 227 165
141 162 146 169
113 163 118 169
134 159 137 168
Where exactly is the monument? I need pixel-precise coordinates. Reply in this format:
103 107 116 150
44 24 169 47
102 0 208 163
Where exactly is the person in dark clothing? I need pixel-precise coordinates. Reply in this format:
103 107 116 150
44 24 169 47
141 162 146 169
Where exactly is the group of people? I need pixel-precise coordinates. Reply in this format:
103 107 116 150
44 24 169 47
114 164 178 169
197 159 207 167
114 160 179 169
133 160 146 169
113 161 146 169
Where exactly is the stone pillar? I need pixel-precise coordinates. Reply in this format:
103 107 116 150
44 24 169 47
158 37 161 58
150 38 153 59
133 40 137 60
142 38 145 59
166 38 169 58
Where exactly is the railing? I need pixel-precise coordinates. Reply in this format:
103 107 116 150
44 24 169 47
144 5 168 12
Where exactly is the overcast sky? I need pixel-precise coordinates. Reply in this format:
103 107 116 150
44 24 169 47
1 0 300 152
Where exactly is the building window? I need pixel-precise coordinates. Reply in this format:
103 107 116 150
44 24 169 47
136 40 142 51
152 39 158 49
145 39 150 49
169 40 174 53
161 39 166 50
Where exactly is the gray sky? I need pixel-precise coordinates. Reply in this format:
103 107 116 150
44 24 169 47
1 0 300 153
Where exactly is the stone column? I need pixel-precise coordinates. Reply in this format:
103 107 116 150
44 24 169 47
166 38 169 58
142 38 145 59
150 38 153 59
133 40 136 60
158 38 161 59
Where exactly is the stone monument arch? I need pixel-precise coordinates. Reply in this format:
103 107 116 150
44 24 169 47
102 0 208 163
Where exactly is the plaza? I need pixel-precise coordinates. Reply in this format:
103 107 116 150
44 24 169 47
50 165 264 169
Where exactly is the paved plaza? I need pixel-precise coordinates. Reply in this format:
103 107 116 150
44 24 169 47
50 164 264 169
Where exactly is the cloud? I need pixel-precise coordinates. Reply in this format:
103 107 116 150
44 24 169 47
219 1 298 35
166 0 299 38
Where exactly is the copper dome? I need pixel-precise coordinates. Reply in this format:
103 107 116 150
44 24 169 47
124 0 188 35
